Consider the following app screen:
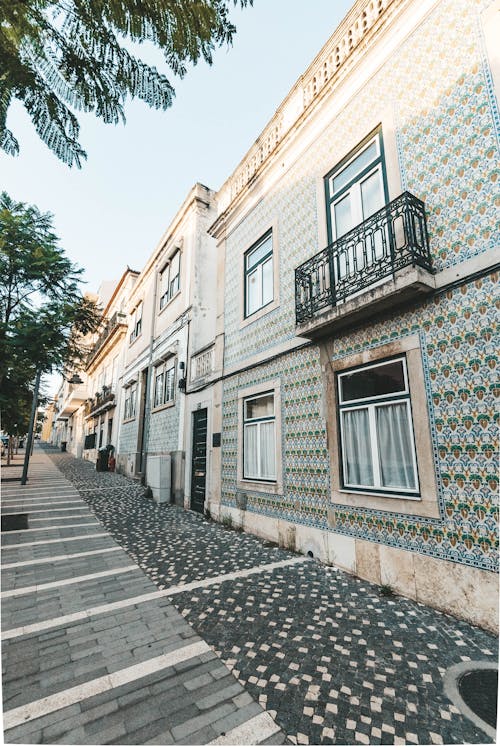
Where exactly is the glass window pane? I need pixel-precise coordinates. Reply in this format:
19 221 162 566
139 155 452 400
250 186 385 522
341 408 374 486
262 257 273 306
246 234 272 271
244 423 259 478
360 169 384 219
246 268 260 315
340 360 406 402
245 393 274 420
170 251 180 276
164 366 175 402
376 403 416 489
259 421 276 479
154 373 163 406
333 193 354 238
332 141 378 194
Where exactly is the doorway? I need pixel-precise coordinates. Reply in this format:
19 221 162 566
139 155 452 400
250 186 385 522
190 408 208 513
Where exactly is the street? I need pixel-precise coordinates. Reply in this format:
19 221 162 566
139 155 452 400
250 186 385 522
1 446 497 745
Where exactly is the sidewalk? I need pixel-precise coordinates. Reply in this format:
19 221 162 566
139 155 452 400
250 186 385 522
1 447 284 745
2 446 497 745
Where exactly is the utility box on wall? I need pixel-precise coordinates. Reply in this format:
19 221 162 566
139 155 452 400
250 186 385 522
146 454 171 503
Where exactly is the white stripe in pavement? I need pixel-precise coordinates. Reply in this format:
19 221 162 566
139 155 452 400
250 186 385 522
1 496 82 504
76 488 125 492
1 532 109 549
160 556 305 597
2 557 304 638
1 564 137 598
1 547 121 569
209 711 280 745
1 485 74 491
1 508 89 516
3 640 211 729
30 514 94 522
2 522 100 535
1 486 73 494
2 590 168 639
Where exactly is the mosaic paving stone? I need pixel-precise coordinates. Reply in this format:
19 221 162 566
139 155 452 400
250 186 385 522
46 450 498 745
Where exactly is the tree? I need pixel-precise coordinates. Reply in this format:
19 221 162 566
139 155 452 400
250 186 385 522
0 0 250 167
0 191 101 411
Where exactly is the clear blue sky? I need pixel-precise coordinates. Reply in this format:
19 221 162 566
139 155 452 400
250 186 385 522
1 1 353 292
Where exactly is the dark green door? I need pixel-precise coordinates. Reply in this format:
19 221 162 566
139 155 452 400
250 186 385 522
191 408 207 513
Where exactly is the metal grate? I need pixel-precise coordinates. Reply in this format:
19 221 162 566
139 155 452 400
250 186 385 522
458 669 498 729
1 513 29 531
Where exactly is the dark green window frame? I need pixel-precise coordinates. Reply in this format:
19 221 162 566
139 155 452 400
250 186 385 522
244 230 273 319
324 126 389 245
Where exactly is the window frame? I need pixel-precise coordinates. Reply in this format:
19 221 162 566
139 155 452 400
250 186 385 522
324 127 389 246
159 250 181 312
324 335 440 518
123 383 137 421
236 379 283 494
152 358 176 411
243 230 273 319
242 390 276 482
129 302 143 343
337 355 420 497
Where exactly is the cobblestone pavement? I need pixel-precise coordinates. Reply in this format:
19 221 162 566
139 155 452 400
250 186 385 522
43 449 498 745
1 448 284 745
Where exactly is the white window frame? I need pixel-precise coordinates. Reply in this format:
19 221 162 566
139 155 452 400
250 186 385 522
237 379 282 494
244 231 273 318
337 356 419 497
152 358 176 410
243 391 276 482
159 250 181 311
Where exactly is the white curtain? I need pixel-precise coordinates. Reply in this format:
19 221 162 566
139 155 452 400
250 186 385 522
376 403 416 489
342 409 373 486
260 421 276 479
244 424 258 478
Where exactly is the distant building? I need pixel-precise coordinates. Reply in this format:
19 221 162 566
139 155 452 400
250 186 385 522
116 184 219 510
209 0 499 630
82 270 139 465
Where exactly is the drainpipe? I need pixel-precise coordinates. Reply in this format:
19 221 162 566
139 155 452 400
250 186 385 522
140 263 160 476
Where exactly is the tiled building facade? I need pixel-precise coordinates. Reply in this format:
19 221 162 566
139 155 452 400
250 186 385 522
209 0 499 630
48 0 498 631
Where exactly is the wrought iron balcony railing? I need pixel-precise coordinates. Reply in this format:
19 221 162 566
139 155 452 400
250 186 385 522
295 191 433 325
87 311 127 364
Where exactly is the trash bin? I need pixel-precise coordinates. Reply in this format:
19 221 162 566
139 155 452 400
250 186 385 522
96 444 114 472
96 447 109 472
61 442 67 452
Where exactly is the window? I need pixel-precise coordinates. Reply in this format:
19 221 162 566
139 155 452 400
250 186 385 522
326 130 387 242
153 359 176 408
243 392 276 481
159 250 180 310
130 302 142 342
337 357 419 496
244 231 273 318
123 383 137 420
325 130 388 286
84 433 96 449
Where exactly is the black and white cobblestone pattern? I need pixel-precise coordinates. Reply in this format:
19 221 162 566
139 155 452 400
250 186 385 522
50 452 294 588
47 450 498 745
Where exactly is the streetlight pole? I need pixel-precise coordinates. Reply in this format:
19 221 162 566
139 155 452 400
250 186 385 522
21 369 42 485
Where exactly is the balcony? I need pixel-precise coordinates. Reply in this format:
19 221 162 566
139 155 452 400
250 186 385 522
57 384 88 418
87 311 127 366
295 192 435 337
85 385 116 418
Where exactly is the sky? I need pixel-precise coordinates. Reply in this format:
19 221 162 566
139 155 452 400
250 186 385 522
1 1 353 294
